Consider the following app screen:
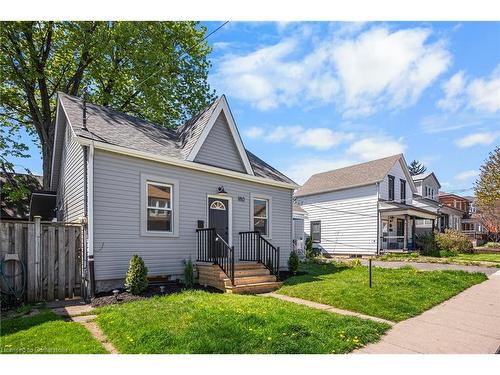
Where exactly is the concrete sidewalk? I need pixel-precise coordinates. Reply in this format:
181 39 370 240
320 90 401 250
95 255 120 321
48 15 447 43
355 271 500 354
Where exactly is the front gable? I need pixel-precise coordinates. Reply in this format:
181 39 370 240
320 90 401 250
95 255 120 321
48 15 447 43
193 112 247 173
380 156 416 202
187 96 254 175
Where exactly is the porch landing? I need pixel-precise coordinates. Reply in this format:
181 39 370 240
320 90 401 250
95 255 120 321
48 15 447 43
197 262 283 294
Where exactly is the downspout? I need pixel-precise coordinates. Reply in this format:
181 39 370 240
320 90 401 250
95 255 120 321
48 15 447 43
83 143 95 298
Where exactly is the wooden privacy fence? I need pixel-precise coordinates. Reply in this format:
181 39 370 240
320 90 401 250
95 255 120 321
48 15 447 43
0 217 84 303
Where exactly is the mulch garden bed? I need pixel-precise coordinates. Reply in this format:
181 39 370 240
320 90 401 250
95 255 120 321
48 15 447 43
91 283 221 308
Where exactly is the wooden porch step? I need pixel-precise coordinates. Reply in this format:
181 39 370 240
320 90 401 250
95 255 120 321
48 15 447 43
225 281 283 294
223 274 277 286
196 261 280 294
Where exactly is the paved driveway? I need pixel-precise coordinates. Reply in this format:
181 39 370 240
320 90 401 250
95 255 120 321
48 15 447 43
355 270 500 354
359 259 498 276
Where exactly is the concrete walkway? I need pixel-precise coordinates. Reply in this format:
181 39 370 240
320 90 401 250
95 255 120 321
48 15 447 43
355 271 500 354
359 259 498 276
262 292 395 325
49 299 119 354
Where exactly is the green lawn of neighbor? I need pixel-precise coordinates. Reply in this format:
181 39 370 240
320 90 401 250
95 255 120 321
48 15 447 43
1 308 106 354
454 253 500 263
277 262 487 322
95 290 389 354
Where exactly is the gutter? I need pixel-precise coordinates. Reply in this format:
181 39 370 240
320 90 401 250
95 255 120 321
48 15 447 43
76 136 298 190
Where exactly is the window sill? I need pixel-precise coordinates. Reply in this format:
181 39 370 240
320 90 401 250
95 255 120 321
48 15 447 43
140 231 179 238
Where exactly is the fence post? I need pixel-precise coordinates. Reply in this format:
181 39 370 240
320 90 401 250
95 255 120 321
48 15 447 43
34 216 42 301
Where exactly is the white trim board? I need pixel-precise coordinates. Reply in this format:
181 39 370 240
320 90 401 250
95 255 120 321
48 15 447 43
186 96 254 176
249 193 273 240
76 137 297 190
140 173 180 238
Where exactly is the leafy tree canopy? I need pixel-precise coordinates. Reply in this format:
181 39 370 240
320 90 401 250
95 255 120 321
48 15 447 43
1 21 216 190
407 160 427 176
474 147 500 233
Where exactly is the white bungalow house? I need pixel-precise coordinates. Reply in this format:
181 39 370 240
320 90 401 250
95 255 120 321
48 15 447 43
47 92 297 294
295 154 439 256
411 172 442 235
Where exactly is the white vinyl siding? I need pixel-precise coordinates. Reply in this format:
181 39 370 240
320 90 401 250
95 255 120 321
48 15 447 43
298 184 379 255
379 160 411 204
92 149 292 286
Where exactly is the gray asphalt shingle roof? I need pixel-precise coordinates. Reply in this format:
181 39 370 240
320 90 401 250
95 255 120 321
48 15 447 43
295 154 403 197
59 93 295 185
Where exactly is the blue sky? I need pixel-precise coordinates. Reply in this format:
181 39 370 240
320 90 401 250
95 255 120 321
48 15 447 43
11 21 500 194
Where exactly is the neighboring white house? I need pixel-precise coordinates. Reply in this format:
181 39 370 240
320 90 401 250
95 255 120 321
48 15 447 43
295 154 439 256
48 93 297 293
411 172 442 235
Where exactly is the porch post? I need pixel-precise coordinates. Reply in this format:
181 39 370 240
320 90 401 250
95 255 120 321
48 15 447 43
404 214 408 250
432 219 435 232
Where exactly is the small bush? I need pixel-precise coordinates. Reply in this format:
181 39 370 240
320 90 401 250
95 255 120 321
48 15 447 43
125 254 148 295
415 232 439 257
435 229 473 254
184 259 194 288
288 251 300 274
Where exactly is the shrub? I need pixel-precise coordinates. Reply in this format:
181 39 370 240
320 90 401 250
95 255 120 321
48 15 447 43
288 251 300 274
435 229 473 254
184 258 194 288
125 254 148 295
415 232 439 257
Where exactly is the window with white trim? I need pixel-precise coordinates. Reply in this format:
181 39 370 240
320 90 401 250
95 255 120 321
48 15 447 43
146 181 173 232
253 198 269 236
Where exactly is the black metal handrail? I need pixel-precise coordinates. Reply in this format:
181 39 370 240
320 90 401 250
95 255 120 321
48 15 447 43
239 231 280 279
196 228 234 285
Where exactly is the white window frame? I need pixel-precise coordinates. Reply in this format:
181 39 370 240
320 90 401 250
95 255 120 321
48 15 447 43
140 173 180 237
250 193 272 239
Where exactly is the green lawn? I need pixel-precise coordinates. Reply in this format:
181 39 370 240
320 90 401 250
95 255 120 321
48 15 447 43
454 253 500 263
278 262 487 322
95 290 389 354
379 252 500 267
1 308 106 354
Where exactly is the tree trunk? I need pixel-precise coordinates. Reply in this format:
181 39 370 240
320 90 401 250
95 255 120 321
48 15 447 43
42 141 53 190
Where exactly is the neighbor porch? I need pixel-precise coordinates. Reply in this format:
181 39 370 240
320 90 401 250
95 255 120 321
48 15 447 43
379 202 438 252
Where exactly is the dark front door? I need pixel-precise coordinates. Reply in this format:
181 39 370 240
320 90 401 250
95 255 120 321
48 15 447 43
208 197 229 243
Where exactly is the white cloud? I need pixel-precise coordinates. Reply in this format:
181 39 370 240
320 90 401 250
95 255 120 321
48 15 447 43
467 66 500 112
455 131 499 148
212 25 450 116
284 157 357 184
437 71 466 111
333 27 451 116
245 125 353 150
455 170 479 181
244 126 265 139
437 65 500 114
346 136 406 160
212 38 339 111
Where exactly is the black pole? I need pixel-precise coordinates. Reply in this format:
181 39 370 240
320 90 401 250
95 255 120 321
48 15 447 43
369 258 372 288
